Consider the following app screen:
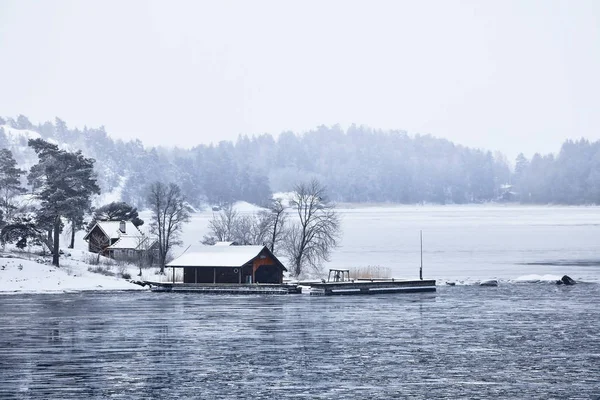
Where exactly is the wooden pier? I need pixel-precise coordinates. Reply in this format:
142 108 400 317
309 278 436 296
147 282 302 295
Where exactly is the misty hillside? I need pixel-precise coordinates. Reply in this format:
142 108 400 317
2 114 599 206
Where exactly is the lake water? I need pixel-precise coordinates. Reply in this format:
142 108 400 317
331 205 600 283
1 285 599 399
180 204 600 283
3 205 600 398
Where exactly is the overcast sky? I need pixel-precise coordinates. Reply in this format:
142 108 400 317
1 0 599 160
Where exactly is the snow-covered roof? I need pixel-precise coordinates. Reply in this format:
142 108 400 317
107 235 155 250
166 245 278 268
214 241 235 246
85 221 142 241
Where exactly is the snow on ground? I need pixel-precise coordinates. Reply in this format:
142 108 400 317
0 254 145 293
230 201 266 213
0 236 179 293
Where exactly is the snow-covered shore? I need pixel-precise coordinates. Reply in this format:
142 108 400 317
0 251 149 294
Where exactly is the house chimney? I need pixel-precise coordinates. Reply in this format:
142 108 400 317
120 221 126 233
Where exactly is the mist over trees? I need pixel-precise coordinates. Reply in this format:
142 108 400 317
3 115 600 205
513 139 600 204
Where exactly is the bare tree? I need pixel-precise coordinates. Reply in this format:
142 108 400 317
202 204 238 244
284 179 341 277
134 234 158 276
147 182 190 274
232 215 256 245
259 198 287 253
203 200 287 250
88 231 110 254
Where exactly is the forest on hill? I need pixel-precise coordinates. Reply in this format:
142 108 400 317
1 114 599 206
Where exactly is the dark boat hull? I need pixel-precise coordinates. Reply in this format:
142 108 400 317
149 283 302 295
309 279 436 296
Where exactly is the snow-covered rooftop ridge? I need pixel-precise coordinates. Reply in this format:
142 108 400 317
95 221 142 239
166 245 267 267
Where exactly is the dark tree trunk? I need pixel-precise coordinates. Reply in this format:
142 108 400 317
53 216 60 267
270 219 278 253
69 219 75 249
159 251 166 274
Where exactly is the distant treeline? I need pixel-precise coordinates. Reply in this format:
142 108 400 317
513 139 600 204
1 114 597 205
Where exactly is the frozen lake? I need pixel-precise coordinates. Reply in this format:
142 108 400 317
1 285 599 399
180 204 600 283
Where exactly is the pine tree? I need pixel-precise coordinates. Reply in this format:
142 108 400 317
16 115 33 130
0 148 26 221
28 139 100 266
0 127 8 148
87 201 144 230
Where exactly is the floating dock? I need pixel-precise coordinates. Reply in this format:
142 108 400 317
147 282 302 295
309 278 436 296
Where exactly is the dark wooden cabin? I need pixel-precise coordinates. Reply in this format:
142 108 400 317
166 245 286 284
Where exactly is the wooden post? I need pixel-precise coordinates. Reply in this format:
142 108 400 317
238 268 241 284
195 268 197 284
172 267 175 284
213 267 216 284
420 230 423 280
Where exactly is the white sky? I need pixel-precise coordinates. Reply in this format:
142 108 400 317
1 0 599 160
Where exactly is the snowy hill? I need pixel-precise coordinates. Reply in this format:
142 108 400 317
0 119 273 208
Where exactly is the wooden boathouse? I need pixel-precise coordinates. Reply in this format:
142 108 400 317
166 245 287 285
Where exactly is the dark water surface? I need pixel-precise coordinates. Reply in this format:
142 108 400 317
1 285 599 399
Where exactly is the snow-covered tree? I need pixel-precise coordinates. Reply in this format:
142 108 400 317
15 115 33 130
